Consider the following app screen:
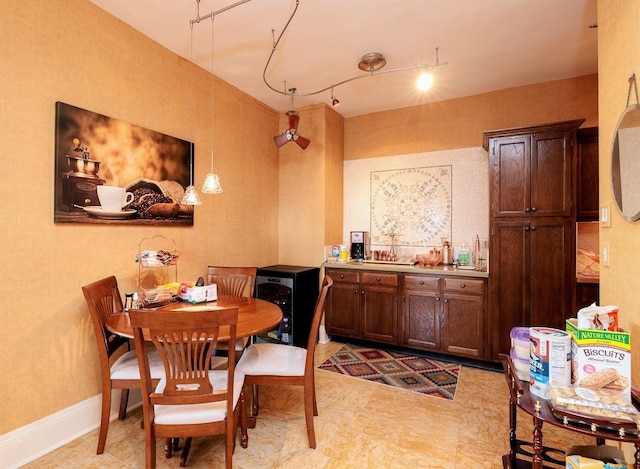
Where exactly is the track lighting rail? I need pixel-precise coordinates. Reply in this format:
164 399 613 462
262 0 446 99
190 0 254 25
190 0 446 104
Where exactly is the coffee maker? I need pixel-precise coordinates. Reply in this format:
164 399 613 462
350 231 369 261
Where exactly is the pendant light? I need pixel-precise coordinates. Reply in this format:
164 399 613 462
202 13 223 194
181 21 203 205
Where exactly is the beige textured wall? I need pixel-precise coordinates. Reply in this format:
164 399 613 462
598 1 640 384
278 104 345 266
345 75 598 159
0 0 279 434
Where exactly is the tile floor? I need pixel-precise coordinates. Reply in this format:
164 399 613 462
25 341 594 468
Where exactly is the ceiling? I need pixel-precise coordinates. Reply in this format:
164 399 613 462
88 0 598 118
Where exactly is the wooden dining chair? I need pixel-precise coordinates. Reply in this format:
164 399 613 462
207 266 258 356
130 306 248 469
207 266 257 297
236 276 332 449
82 276 164 455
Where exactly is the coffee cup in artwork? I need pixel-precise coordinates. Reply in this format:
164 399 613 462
97 185 134 212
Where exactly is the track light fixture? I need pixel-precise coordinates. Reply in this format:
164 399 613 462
330 87 340 107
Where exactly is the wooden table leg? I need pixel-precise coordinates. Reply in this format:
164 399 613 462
635 442 640 469
509 394 517 467
532 415 543 469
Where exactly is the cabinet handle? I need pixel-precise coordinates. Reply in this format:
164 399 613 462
524 226 530 232
444 299 448 303
354 289 359 295
436 297 441 301
525 207 531 212
531 226 536 231
376 277 381 282
361 290 365 295
340 274 345 279
531 207 537 212
419 280 424 285
460 283 466 288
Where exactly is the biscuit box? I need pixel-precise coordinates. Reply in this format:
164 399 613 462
565 445 627 469
565 318 631 399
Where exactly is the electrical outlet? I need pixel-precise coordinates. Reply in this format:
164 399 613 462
602 242 610 267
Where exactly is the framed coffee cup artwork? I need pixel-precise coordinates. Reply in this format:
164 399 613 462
54 101 195 226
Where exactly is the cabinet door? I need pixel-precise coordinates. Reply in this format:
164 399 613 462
443 291 484 358
403 276 442 351
325 270 361 338
489 135 531 217
361 284 397 344
490 220 530 359
529 218 574 329
530 130 574 217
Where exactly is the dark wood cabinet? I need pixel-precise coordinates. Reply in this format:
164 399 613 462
325 267 487 360
485 122 582 218
325 269 361 338
577 127 599 220
485 120 582 361
325 268 398 345
403 275 442 350
442 278 485 358
402 274 486 359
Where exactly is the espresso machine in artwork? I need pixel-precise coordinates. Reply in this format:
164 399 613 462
53 101 194 225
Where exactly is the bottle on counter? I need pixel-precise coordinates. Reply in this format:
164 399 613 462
441 239 453 265
474 235 481 267
338 245 348 263
458 242 470 266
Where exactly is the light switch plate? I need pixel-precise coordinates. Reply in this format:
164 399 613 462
600 203 611 228
602 242 610 267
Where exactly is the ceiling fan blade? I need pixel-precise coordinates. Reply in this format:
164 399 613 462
288 113 300 132
274 133 290 147
295 135 311 149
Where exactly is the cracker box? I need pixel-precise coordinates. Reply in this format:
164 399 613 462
565 318 631 399
180 284 217 304
566 445 627 468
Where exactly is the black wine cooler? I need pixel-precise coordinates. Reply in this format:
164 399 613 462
255 265 320 347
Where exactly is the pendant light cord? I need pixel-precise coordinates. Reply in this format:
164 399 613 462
211 13 215 173
189 20 195 187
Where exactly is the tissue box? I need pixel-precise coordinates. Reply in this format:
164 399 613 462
180 284 217 304
566 445 626 468
566 318 631 399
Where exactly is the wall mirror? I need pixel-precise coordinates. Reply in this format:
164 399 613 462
611 103 640 221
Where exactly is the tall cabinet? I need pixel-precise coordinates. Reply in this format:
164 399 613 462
483 120 584 360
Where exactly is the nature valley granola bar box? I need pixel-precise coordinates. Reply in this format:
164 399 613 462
565 318 631 399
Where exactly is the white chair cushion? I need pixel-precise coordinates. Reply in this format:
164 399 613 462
110 347 165 381
153 370 245 425
236 343 306 377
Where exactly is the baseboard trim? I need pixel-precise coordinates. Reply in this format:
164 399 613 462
0 391 141 468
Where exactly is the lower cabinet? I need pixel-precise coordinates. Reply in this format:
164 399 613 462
325 267 487 360
441 278 485 358
325 268 398 345
403 274 486 359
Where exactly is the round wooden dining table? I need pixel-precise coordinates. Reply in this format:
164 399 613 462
105 295 283 340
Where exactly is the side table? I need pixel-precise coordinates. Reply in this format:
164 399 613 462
501 355 640 468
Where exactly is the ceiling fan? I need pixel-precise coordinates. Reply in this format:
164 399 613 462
274 89 310 150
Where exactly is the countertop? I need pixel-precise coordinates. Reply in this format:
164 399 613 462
323 260 489 279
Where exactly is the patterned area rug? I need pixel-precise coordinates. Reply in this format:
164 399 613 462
318 344 460 400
